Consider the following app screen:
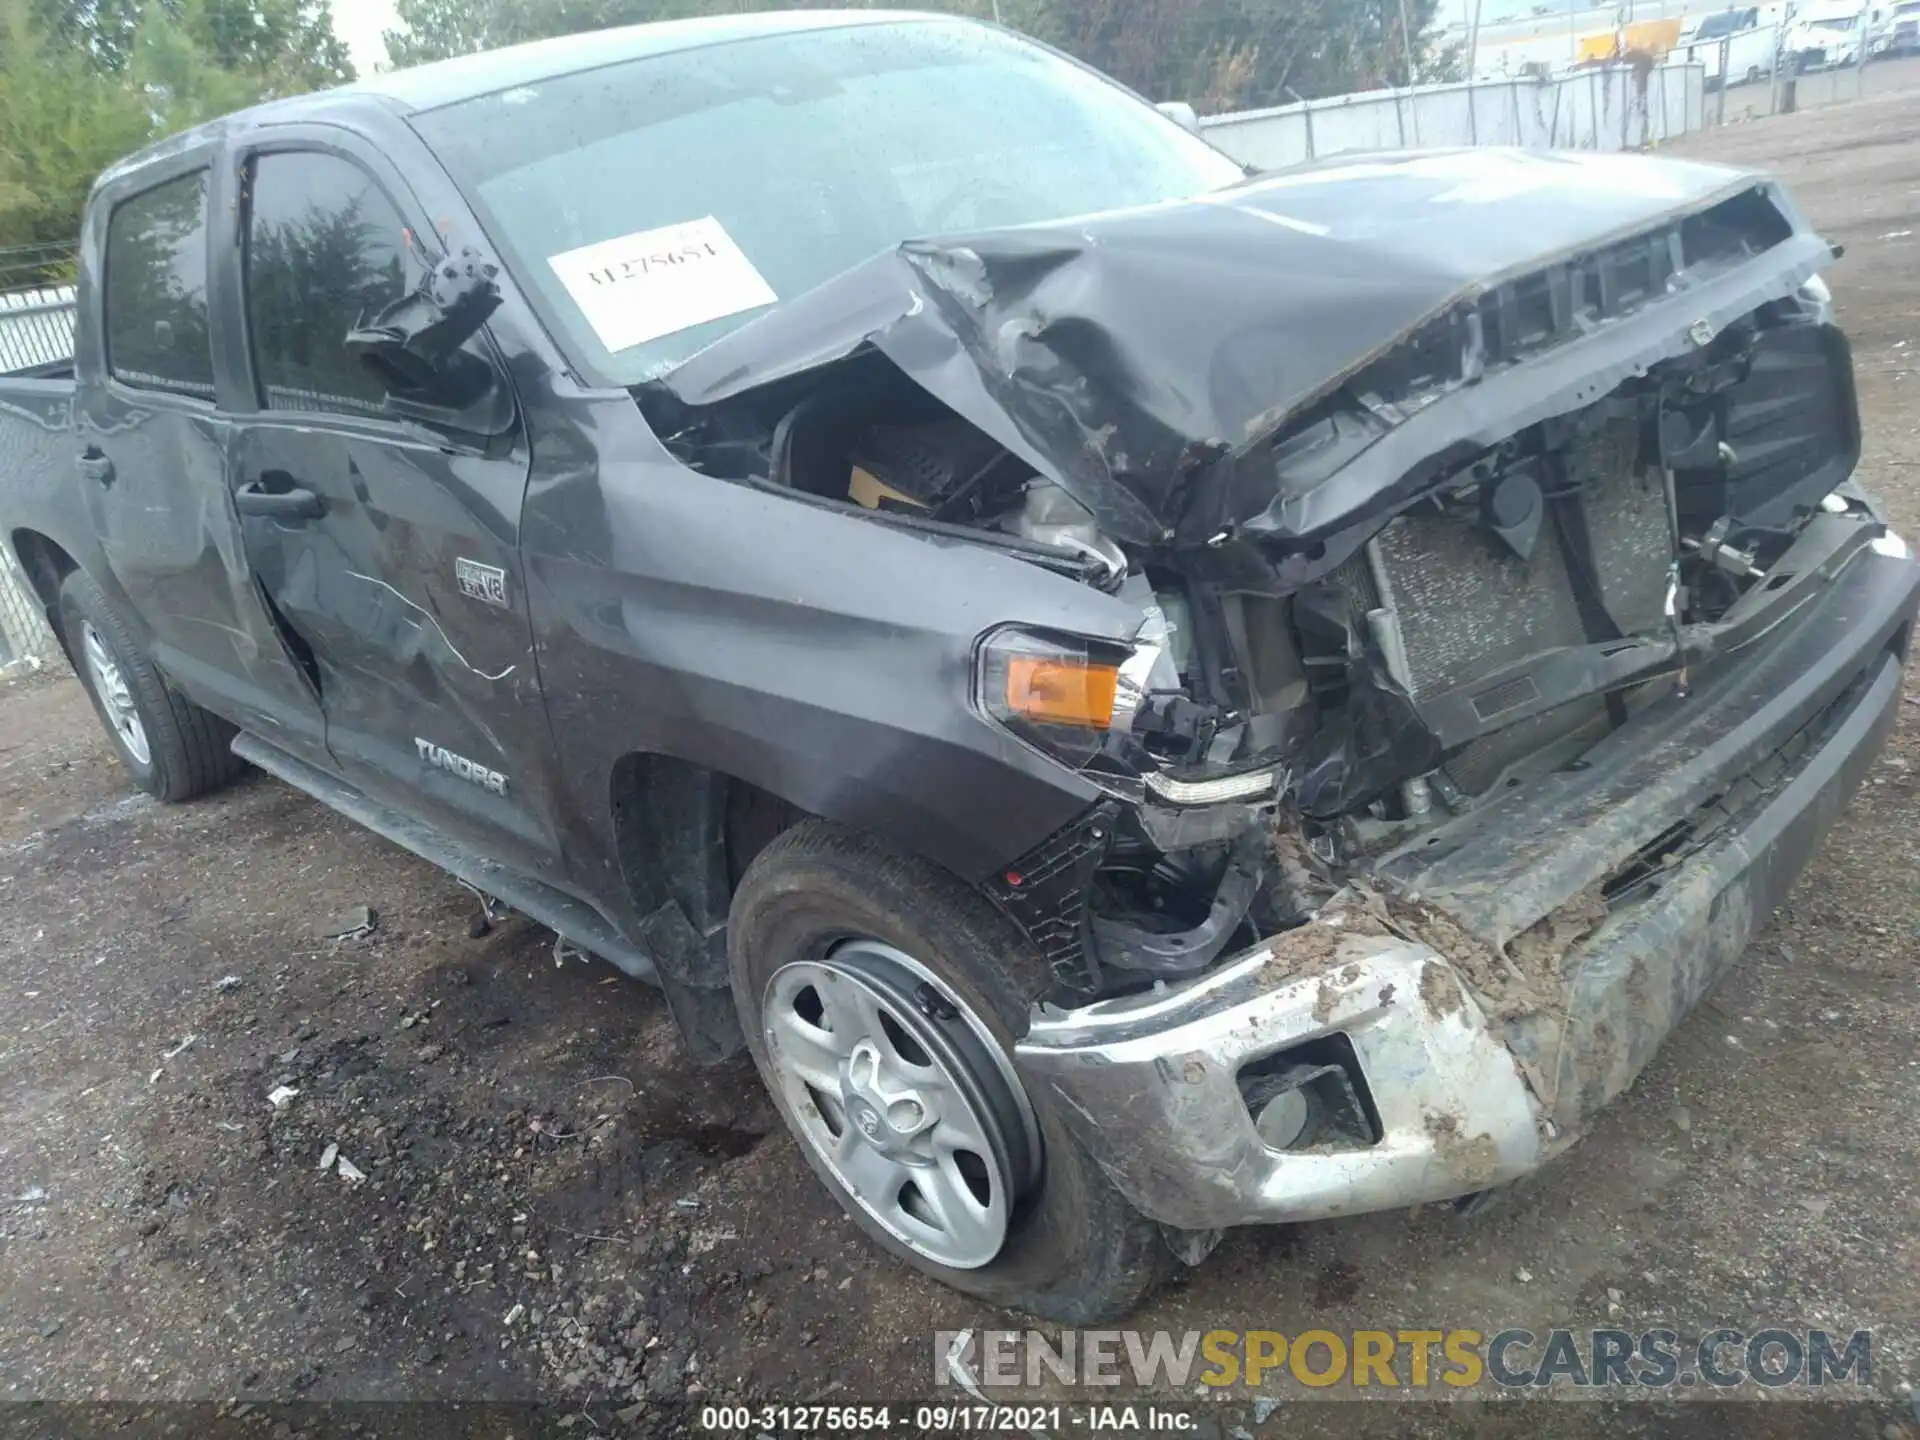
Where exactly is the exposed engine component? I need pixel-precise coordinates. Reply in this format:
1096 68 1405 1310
736 297 1855 863
846 415 1026 522
1004 481 1129 582
649 231 1861 1007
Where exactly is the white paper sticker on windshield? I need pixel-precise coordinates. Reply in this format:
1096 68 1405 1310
547 217 776 354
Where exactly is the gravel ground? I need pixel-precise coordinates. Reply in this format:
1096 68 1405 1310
3 72 1920 1439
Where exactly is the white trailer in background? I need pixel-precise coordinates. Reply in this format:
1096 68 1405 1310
1783 0 1893 68
1891 0 1920 51
1678 6 1786 87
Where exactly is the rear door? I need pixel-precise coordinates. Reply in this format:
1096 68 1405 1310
222 132 565 880
78 155 329 764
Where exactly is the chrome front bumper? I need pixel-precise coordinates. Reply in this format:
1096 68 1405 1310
1014 539 1919 1234
1015 929 1543 1231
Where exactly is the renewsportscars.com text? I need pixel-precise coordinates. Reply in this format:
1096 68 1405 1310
935 1327 1873 1391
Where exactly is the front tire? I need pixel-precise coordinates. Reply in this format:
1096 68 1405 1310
728 820 1171 1322
59 569 243 801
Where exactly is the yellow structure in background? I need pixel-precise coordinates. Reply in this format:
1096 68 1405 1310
1577 17 1684 61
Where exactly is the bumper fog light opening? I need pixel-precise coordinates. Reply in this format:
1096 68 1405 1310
1237 1040 1379 1152
1252 1086 1312 1150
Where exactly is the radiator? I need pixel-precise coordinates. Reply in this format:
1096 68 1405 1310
1340 431 1673 795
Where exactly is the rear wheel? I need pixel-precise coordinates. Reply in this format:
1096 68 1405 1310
729 820 1171 1321
60 569 243 801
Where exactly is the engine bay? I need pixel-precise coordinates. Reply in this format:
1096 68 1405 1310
641 254 1869 1003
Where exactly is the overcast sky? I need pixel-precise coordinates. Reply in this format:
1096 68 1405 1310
333 0 402 74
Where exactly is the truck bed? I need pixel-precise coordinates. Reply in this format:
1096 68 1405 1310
0 375 81 549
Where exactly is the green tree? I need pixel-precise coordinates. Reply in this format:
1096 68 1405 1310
1021 0 1457 106
0 0 151 268
0 0 353 275
383 0 1450 109
383 0 652 67
190 0 354 90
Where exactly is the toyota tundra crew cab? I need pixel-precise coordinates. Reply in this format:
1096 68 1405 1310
3 11 1915 1321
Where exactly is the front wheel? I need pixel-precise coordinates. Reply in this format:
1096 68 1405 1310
60 569 243 801
728 820 1171 1322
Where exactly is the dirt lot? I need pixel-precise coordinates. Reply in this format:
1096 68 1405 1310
4 74 1920 1439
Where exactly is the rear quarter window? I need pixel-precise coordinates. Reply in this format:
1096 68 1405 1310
104 170 216 399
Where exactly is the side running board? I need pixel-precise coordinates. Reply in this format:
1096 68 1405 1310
231 732 658 985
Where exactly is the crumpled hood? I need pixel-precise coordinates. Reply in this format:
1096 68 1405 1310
658 148 1801 548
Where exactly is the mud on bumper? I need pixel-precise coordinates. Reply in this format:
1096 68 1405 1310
1014 542 1919 1233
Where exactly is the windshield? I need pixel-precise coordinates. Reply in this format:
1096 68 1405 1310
413 19 1245 387
1809 14 1859 28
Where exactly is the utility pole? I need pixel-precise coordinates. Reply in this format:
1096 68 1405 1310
1398 0 1422 142
1467 0 1485 78
1855 0 1869 97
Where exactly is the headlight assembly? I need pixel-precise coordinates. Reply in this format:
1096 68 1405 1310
975 627 1159 770
976 613 1282 808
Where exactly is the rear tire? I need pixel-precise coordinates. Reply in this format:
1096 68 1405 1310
59 569 243 802
728 820 1171 1322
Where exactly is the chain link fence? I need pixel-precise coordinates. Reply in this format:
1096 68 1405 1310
1704 41 1880 125
1668 26 1885 128
1453 3 1904 128
0 285 78 376
1 246 74 674
0 547 58 675
1201 61 1706 168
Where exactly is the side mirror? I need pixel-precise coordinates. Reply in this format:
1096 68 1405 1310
346 246 513 434
1156 100 1204 136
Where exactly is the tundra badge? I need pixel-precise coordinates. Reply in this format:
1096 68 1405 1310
455 557 510 609
415 738 509 796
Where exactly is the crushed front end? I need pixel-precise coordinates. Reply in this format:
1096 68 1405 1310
648 150 1920 1228
985 183 1920 1229
1013 507 1915 1228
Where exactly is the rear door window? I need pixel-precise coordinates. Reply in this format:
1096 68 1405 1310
104 170 215 398
243 150 413 416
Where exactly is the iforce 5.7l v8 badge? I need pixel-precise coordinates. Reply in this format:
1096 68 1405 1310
455 558 510 609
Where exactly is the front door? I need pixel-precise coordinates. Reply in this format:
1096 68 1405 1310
225 140 564 880
79 155 328 765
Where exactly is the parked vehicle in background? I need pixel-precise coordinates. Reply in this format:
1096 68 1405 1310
1785 2 1891 68
2 11 1917 1321
1680 6 1783 86
1887 0 1920 52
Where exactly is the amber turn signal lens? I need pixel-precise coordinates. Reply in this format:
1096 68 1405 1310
1004 655 1120 729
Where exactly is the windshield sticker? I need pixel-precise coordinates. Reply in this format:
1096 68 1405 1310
547 217 777 353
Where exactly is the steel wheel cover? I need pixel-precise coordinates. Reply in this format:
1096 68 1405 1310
762 939 1039 1270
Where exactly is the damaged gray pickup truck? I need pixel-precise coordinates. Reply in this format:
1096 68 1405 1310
3 11 1916 1321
